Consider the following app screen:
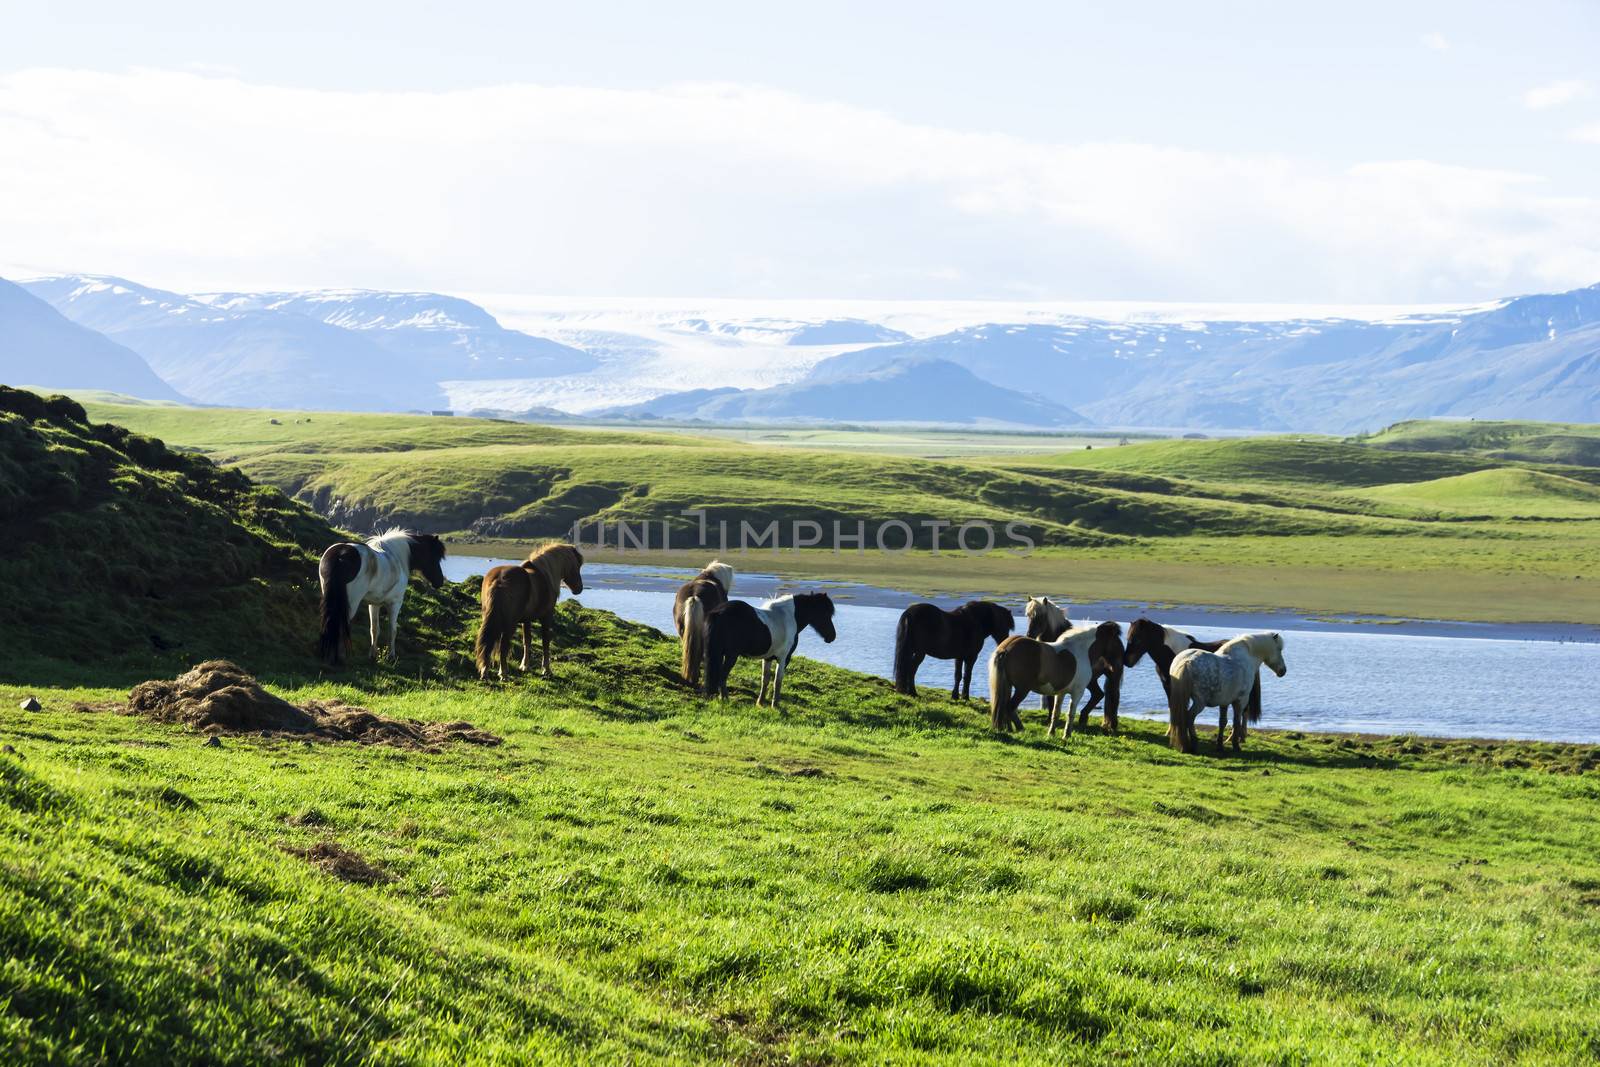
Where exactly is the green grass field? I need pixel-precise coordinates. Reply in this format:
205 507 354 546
5 388 1600 1063
76 400 1600 625
5 600 1600 1064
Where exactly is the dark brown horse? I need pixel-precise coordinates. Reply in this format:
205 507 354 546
475 543 584 680
1124 617 1260 724
893 601 1014 699
674 560 733 687
703 593 837 707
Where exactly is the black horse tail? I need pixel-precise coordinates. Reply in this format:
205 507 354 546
681 595 707 686
893 612 916 694
703 611 727 698
1247 670 1262 724
317 546 356 665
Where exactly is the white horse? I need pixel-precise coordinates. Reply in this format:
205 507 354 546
1167 632 1286 754
318 528 447 665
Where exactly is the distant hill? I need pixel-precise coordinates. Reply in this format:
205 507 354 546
1361 468 1600 518
1362 419 1600 467
596 357 1090 427
0 279 183 402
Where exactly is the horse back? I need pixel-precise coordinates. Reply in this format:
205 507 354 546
481 563 553 619
319 542 363 589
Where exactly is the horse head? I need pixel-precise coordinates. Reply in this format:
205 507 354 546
985 601 1016 642
1123 617 1161 668
1024 596 1065 639
1091 620 1124 672
563 545 585 594
407 533 447 589
1260 632 1287 677
705 559 734 595
796 592 837 643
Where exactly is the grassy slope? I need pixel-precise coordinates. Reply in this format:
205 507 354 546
1362 469 1600 518
76 402 1600 623
1362 419 1600 468
3 602 1598 1065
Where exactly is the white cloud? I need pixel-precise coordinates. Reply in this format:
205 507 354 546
1420 32 1450 52
0 68 1597 302
1523 79 1591 110
1570 123 1600 144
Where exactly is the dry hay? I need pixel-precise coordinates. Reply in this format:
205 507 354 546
283 841 393 885
125 660 502 751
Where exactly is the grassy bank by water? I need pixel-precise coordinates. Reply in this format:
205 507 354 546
3 600 1598 1064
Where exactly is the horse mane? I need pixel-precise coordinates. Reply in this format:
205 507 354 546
702 559 734 594
524 542 582 587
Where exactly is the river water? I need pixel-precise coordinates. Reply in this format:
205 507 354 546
443 558 1600 744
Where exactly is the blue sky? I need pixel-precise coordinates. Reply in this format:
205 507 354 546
2 1 1597 301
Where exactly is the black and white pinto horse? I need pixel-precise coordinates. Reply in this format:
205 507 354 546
1167 632 1286 754
1024 595 1122 731
892 600 1014 700
703 593 837 708
318 529 447 665
1124 616 1261 721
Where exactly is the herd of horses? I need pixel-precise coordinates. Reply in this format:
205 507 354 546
317 530 1287 754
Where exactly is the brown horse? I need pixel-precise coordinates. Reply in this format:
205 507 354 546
475 543 584 680
893 600 1014 699
674 560 734 687
1024 596 1122 731
988 621 1124 737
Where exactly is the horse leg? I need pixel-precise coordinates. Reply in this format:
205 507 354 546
1215 704 1228 755
1045 693 1058 736
772 657 787 711
540 617 553 678
1004 685 1028 732
950 656 962 700
1080 678 1104 728
367 604 382 661
1063 692 1079 738
1231 700 1245 752
518 621 533 671
757 659 772 706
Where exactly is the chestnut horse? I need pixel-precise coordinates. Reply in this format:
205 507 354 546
674 560 734 687
475 543 584 680
893 600 1014 699
988 621 1124 737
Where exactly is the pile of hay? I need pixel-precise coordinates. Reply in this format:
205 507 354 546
126 661 502 750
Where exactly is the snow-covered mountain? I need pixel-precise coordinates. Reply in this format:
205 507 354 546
9 274 1600 431
0 278 183 401
594 357 1089 427
196 290 595 380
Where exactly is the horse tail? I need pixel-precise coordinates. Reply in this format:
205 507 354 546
1167 664 1193 752
475 579 509 679
988 645 1008 730
317 547 353 665
1247 669 1262 724
893 612 915 694
704 611 726 698
681 595 707 686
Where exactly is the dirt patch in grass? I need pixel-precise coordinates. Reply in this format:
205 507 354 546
283 840 393 885
122 660 502 750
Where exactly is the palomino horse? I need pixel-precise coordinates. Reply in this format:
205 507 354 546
1025 596 1122 731
988 621 1124 737
674 560 734 687
703 593 837 708
318 529 446 665
475 543 585 680
1167 632 1286 754
893 601 1014 699
1124 617 1260 722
